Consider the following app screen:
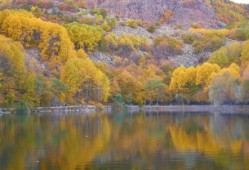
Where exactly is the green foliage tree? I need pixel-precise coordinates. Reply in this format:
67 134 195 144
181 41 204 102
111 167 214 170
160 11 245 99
193 34 226 54
181 33 198 44
102 33 149 57
241 40 249 68
64 22 103 51
110 69 144 105
101 16 117 32
208 42 242 67
230 27 249 41
144 79 165 105
90 8 108 18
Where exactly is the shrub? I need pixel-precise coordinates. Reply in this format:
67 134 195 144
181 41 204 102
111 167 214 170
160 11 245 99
90 8 108 18
153 36 184 59
193 34 226 54
64 22 103 51
230 27 249 41
94 103 105 110
102 33 149 56
120 19 143 29
181 33 198 44
208 42 242 67
15 101 30 114
191 23 201 29
147 24 156 33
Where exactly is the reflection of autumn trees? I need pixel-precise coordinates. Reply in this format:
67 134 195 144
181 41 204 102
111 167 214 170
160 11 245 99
38 114 110 170
109 114 170 154
1 113 249 169
169 114 249 169
103 113 249 169
0 114 110 170
93 113 175 170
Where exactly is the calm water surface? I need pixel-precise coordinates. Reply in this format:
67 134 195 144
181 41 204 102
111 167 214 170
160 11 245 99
0 112 249 170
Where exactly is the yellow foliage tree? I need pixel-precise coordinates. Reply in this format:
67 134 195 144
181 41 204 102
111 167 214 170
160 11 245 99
0 34 34 107
0 10 76 76
208 42 242 67
61 57 110 104
0 9 34 28
215 63 241 79
64 22 103 51
241 40 249 69
169 66 197 94
102 33 149 56
195 63 221 87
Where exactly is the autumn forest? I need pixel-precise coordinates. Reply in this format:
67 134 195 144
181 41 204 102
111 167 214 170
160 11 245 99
0 0 249 110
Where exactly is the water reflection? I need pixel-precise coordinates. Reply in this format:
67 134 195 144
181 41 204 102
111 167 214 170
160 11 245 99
0 112 249 170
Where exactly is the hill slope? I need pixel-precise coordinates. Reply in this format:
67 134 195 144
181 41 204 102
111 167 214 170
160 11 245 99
86 0 247 27
0 0 249 108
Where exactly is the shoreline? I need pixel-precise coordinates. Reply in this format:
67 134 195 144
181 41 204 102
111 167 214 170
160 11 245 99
128 105 249 114
1 105 249 115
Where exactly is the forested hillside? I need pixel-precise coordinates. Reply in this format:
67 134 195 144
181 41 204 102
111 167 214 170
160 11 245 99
0 0 249 110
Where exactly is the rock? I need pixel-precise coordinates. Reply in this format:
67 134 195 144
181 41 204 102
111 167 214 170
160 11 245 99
168 44 210 67
86 0 217 27
217 22 227 28
25 48 52 76
89 51 115 65
113 25 152 39
155 25 187 37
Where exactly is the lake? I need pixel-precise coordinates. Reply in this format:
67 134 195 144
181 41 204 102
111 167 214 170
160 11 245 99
0 111 249 170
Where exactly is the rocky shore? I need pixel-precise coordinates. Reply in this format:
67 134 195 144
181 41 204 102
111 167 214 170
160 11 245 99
126 105 249 114
31 105 249 114
1 105 249 115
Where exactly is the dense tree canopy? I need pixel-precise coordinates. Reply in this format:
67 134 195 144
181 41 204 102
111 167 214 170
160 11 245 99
61 57 110 104
0 10 76 76
0 4 249 108
0 35 32 107
64 22 103 51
